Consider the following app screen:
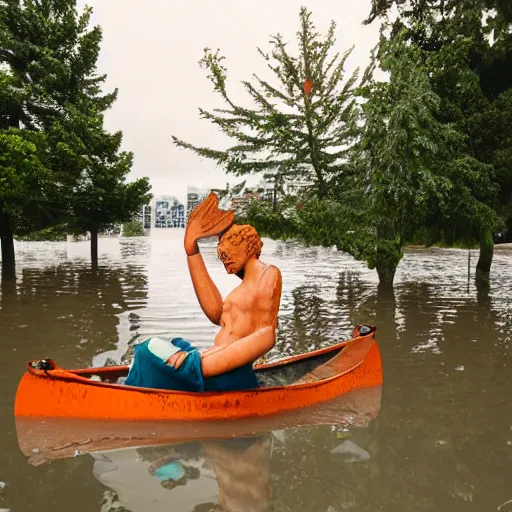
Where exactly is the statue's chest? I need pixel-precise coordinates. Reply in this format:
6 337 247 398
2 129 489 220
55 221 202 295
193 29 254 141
223 285 258 315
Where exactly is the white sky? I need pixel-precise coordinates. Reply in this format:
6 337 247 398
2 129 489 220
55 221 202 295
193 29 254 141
78 0 379 203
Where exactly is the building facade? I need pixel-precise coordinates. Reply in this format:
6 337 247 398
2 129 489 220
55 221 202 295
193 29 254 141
186 186 209 220
137 204 152 229
137 189 218 230
154 196 185 228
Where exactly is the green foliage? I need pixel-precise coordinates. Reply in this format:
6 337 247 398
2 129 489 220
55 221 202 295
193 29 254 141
359 31 499 248
122 220 145 237
240 196 300 241
242 26 501 287
0 128 53 232
364 0 512 271
0 0 115 131
15 224 67 242
65 117 152 234
0 0 105 245
176 5 507 287
0 0 152 266
484 89 512 227
365 0 512 40
357 38 444 241
173 7 362 199
345 33 447 282
0 130 49 207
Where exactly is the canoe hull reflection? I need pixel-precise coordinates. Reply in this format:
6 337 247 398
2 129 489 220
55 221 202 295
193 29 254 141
16 384 382 466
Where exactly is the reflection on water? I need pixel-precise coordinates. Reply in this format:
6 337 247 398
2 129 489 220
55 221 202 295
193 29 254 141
15 385 382 469
29 428 379 512
1 231 512 511
93 436 273 512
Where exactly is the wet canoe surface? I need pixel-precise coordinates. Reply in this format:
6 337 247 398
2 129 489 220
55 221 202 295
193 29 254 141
14 327 382 422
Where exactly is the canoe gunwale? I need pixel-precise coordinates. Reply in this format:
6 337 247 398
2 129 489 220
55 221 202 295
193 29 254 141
22 329 376 397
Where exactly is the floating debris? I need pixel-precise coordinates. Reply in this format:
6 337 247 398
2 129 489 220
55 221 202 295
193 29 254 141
498 499 512 512
330 440 370 462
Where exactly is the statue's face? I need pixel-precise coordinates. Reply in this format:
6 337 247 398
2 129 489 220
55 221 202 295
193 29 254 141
217 236 248 275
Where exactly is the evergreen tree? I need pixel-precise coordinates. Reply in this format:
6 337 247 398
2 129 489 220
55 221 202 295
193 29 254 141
0 0 151 272
68 135 151 263
240 29 499 288
0 0 102 275
64 101 151 263
172 7 361 200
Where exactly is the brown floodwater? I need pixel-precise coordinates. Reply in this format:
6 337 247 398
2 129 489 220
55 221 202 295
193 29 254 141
1 229 511 511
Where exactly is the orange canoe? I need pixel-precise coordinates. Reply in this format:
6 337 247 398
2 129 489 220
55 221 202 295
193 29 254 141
14 326 382 422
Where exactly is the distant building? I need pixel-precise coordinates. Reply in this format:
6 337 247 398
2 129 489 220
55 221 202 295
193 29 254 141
231 191 263 215
154 196 185 228
137 204 152 229
227 178 275 215
256 178 275 202
186 186 209 220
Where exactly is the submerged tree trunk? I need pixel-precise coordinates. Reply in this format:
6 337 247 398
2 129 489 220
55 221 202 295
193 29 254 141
375 284 397 338
373 242 403 289
0 211 16 281
90 227 98 267
475 230 494 282
3 109 20 281
376 265 398 289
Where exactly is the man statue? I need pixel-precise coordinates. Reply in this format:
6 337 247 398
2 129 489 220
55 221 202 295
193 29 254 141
125 193 282 392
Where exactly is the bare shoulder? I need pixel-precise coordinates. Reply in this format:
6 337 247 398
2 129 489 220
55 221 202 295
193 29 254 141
259 265 282 323
259 264 282 290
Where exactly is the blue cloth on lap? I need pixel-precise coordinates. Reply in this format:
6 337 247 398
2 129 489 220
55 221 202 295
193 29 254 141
204 362 259 392
125 337 259 392
125 337 204 391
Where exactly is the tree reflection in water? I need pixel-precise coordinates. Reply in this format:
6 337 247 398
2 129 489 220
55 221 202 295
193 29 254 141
0 261 148 512
0 262 148 367
275 270 371 358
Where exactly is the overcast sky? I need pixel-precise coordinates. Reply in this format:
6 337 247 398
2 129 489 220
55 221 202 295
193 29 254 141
77 0 379 203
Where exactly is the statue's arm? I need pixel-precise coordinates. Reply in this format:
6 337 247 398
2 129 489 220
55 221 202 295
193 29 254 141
187 250 224 326
183 192 233 326
201 325 275 377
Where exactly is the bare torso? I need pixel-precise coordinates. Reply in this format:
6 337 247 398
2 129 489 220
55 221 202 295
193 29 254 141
214 262 274 347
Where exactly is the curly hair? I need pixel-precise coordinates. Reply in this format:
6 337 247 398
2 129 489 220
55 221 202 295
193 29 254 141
218 224 263 259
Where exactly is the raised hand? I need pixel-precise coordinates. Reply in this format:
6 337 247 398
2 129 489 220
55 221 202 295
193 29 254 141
184 192 234 256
